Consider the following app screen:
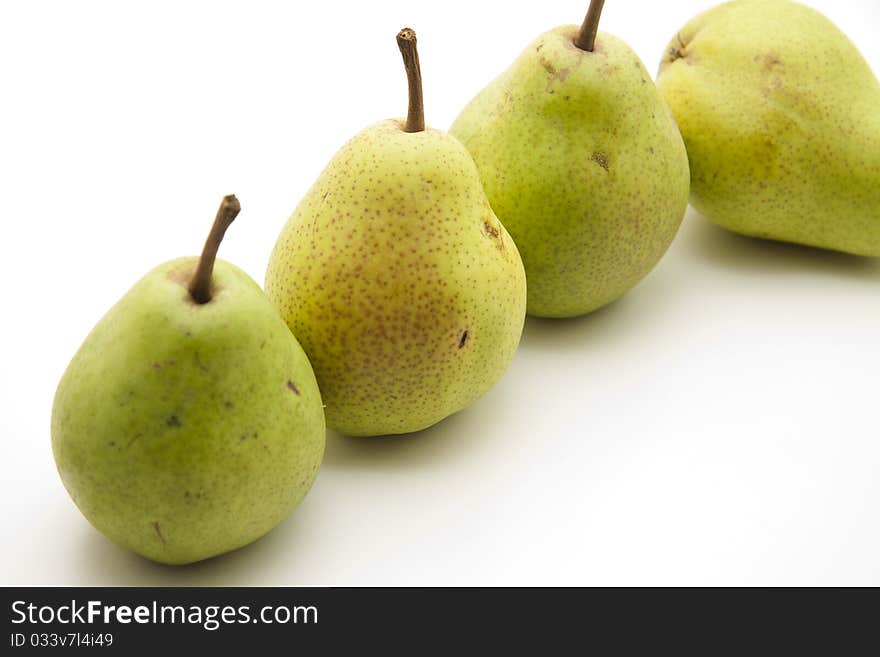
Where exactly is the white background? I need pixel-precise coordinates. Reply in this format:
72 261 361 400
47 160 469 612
1 0 878 586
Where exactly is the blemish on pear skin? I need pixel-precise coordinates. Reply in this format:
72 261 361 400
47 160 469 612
482 221 506 252
166 415 181 428
458 331 469 349
287 380 301 396
541 60 571 92
755 53 783 70
591 152 610 172
152 521 166 545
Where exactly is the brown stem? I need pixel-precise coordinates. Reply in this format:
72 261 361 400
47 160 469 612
188 194 241 304
575 0 606 52
396 28 425 133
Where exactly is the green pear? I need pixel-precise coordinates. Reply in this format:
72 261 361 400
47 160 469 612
51 197 325 565
265 29 526 437
657 0 880 255
450 1 690 318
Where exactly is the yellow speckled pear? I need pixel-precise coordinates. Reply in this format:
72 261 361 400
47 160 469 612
450 1 690 318
265 29 527 437
657 0 880 255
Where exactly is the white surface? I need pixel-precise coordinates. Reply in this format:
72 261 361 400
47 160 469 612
1 0 878 586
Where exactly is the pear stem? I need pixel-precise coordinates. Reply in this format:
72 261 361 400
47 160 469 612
188 195 241 304
396 28 425 133
575 0 606 52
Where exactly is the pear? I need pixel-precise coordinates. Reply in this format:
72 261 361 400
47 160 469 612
51 196 325 565
265 29 527 437
450 0 690 318
657 0 880 255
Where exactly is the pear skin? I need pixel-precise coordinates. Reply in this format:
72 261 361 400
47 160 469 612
265 31 527 437
451 9 690 318
658 0 880 255
265 121 526 437
52 198 325 565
